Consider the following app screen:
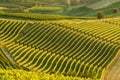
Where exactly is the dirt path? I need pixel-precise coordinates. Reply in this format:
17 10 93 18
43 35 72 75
0 46 16 64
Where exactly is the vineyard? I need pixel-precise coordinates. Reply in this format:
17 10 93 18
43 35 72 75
24 6 62 14
0 12 73 20
0 18 120 80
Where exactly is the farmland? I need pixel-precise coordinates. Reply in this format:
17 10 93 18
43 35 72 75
0 17 120 80
0 0 120 80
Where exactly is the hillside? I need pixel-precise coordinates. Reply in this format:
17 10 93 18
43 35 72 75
85 1 120 16
0 0 120 80
87 0 120 9
65 1 120 17
0 17 120 80
80 0 100 4
0 0 120 17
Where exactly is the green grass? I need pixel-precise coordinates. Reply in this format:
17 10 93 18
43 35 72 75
84 2 120 17
61 1 120 17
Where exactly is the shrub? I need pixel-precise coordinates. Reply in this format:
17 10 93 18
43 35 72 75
97 12 105 19
112 8 119 13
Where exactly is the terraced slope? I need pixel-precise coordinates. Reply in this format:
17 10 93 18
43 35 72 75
0 19 120 79
0 45 24 70
60 20 120 45
103 18 120 26
0 20 27 44
6 42 90 76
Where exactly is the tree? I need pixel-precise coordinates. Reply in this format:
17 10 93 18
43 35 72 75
97 12 105 19
112 8 119 13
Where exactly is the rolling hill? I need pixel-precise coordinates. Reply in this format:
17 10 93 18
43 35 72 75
65 1 120 16
0 17 120 80
0 0 120 17
87 0 120 9
0 0 120 80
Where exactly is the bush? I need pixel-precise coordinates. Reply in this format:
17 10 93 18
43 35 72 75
97 12 105 19
112 8 119 13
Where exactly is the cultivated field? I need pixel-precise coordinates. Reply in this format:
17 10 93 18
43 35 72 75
0 18 120 80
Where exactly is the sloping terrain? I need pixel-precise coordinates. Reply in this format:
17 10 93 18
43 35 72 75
0 0 120 17
87 0 120 9
65 1 120 16
80 0 100 4
0 18 120 79
103 50 120 80
0 44 26 70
